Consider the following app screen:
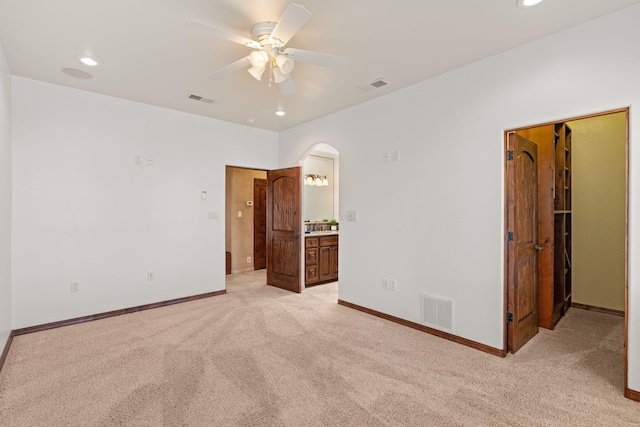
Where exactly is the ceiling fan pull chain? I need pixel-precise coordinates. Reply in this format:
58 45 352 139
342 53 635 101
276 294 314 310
268 62 274 87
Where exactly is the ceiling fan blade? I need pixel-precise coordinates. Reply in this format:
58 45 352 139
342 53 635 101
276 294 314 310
279 76 297 95
209 56 251 80
283 48 348 70
269 3 311 47
187 21 260 49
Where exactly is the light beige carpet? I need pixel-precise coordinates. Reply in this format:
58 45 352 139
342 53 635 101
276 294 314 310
0 270 638 426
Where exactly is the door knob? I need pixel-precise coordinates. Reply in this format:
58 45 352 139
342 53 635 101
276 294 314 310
535 245 544 251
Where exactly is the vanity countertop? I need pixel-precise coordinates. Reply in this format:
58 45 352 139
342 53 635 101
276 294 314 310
305 231 339 237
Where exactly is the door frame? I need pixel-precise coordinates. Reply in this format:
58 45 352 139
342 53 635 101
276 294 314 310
503 107 630 393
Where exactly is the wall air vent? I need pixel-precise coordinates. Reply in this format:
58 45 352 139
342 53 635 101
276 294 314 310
356 78 389 92
188 94 215 104
421 294 454 332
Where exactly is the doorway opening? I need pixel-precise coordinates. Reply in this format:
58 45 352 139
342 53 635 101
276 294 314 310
225 166 267 275
225 165 304 294
504 108 628 392
301 143 340 290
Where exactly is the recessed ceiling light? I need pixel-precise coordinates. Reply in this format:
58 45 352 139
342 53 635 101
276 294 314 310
517 0 544 7
76 55 99 66
246 117 256 123
61 68 93 79
275 110 286 117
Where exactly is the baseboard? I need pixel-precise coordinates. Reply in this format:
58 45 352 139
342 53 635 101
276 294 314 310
0 332 14 372
625 387 640 402
337 299 506 358
12 290 226 336
571 302 624 317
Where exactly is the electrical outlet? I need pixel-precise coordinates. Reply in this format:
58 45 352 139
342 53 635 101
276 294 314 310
247 257 252 263
147 272 154 281
382 278 389 289
389 279 397 291
70 281 79 292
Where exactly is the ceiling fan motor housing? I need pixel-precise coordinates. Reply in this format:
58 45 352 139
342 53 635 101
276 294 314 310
251 21 278 46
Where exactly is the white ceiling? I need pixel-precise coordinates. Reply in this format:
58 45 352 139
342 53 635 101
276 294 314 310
1 0 639 132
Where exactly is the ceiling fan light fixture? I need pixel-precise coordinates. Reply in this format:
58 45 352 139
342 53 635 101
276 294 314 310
275 55 295 75
272 67 288 84
248 66 265 81
249 50 268 68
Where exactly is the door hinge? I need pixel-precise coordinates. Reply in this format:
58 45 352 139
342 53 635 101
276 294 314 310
506 312 514 323
507 231 514 242
506 150 514 161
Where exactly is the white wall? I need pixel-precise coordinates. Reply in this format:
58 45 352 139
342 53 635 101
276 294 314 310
11 77 278 329
570 114 626 312
279 5 640 392
0 44 12 348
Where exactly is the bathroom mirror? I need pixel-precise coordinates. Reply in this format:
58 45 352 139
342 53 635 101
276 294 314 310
303 145 339 222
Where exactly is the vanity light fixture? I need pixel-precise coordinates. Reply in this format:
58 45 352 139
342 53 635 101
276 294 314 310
305 174 328 186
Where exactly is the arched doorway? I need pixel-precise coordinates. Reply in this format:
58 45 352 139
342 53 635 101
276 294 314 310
301 143 340 289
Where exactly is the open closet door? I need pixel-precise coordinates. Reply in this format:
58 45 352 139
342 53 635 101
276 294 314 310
267 167 302 293
506 133 541 353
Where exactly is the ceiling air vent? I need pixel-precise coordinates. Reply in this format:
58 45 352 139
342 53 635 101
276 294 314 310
356 78 389 92
188 94 215 104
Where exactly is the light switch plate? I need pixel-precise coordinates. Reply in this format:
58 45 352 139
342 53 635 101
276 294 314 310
346 210 358 222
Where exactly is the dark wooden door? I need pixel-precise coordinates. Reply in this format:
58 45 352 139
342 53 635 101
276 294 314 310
253 179 267 270
514 126 555 330
507 133 540 353
267 167 302 293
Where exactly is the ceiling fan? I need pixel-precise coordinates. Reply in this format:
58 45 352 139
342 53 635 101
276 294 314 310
187 3 348 95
